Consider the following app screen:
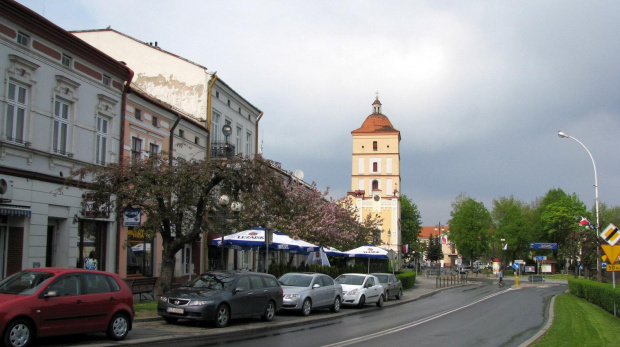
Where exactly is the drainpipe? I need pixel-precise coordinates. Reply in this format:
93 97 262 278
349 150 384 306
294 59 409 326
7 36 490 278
205 72 217 161
117 68 134 275
255 111 263 157
168 115 181 165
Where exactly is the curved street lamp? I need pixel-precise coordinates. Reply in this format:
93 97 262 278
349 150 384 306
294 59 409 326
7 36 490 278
218 194 242 270
557 131 601 282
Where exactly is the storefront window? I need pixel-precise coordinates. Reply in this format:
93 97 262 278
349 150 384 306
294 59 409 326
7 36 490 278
127 227 153 276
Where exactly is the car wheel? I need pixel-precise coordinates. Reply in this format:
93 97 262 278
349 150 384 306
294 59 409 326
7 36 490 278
214 304 230 328
357 295 366 309
384 291 389 301
330 296 341 313
395 288 403 300
163 316 179 324
376 294 384 308
262 301 276 322
106 313 129 341
301 298 312 316
4 319 33 347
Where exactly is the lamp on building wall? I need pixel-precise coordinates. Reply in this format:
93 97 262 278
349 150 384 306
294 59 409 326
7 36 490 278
222 124 233 157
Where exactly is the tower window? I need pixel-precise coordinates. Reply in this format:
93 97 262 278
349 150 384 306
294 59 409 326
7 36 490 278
372 180 379 191
373 141 377 151
373 162 378 172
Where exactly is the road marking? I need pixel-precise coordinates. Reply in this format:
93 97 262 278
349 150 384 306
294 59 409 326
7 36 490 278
324 289 511 347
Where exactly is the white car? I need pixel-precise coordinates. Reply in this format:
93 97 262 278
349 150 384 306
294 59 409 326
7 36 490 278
334 273 384 308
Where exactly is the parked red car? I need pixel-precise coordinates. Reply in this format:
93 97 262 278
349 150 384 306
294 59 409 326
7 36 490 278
0 268 134 347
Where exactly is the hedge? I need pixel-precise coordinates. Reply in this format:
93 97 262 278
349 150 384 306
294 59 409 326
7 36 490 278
396 271 416 289
568 278 620 316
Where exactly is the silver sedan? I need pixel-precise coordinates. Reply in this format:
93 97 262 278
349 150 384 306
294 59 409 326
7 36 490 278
278 273 343 316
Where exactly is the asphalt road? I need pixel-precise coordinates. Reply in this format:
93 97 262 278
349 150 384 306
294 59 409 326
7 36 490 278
138 281 566 347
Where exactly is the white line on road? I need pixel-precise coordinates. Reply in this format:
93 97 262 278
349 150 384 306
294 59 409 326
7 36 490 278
324 288 512 347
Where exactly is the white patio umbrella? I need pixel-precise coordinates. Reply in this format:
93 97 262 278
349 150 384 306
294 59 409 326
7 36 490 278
211 228 319 253
344 244 389 273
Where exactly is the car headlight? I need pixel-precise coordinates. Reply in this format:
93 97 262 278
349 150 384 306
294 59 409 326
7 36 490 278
190 300 214 306
347 289 358 296
159 296 168 302
284 294 301 300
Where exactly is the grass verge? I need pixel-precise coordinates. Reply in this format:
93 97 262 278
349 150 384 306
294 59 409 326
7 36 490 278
530 293 620 346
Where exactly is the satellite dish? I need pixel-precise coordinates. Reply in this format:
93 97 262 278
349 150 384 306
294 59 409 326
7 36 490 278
0 179 7 195
294 169 304 180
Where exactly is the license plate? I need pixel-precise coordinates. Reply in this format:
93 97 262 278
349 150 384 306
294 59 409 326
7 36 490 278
166 307 184 314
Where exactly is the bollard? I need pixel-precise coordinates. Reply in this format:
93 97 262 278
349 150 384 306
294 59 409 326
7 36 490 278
515 275 519 287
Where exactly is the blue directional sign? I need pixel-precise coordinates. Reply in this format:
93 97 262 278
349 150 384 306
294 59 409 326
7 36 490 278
529 242 558 250
512 263 520 270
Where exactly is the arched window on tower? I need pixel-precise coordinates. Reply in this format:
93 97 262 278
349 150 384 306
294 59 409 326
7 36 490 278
373 162 378 172
372 180 379 191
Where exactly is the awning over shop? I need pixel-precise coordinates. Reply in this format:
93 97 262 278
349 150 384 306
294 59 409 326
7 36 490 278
0 204 31 218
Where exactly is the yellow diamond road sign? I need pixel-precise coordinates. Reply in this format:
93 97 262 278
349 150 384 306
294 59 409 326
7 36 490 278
601 245 620 264
600 223 620 246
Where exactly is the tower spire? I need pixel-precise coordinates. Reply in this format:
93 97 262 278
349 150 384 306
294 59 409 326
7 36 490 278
372 93 382 114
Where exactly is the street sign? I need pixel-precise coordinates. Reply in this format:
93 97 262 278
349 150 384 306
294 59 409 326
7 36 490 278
535 256 547 261
601 245 620 264
514 260 525 264
600 224 620 246
512 263 520 270
606 264 620 272
602 262 607 269
529 243 558 250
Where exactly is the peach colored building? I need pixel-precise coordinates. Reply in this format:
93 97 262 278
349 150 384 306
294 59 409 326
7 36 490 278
348 97 401 266
419 225 459 267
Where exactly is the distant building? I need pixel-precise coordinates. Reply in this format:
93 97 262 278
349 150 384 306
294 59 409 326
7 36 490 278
348 97 401 266
0 1 132 276
419 225 458 267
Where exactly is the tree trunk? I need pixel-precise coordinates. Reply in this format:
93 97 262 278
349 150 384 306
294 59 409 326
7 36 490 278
158 250 176 295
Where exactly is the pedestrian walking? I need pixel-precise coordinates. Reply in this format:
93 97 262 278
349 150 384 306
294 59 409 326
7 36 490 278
498 267 504 287
84 250 98 270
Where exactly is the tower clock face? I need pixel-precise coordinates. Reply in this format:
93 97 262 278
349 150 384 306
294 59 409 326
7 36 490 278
374 194 380 201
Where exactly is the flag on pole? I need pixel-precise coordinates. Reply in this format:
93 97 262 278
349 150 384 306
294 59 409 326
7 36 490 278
579 217 589 226
403 244 409 254
502 243 508 250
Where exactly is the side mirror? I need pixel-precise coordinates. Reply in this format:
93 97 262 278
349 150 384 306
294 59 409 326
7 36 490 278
233 287 246 294
312 284 320 289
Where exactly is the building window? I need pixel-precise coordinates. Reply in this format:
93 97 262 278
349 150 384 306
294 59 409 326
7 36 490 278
179 129 184 139
96 116 108 165
53 99 70 155
182 244 192 275
246 132 252 157
211 112 220 144
194 136 199 145
372 180 379 191
238 107 241 114
102 75 110 86
131 137 142 164
215 91 219 98
236 126 242 155
127 227 153 277
149 143 159 156
61 54 72 68
373 141 378 151
5 82 27 144
152 116 158 127
373 162 378 172
17 32 29 46
135 108 142 120
227 99 230 107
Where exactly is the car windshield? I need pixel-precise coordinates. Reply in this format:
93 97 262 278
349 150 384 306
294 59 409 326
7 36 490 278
185 273 235 291
278 274 312 287
0 271 55 295
374 275 389 283
335 275 365 286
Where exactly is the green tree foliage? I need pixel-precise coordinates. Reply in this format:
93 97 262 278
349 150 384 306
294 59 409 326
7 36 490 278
491 196 534 263
448 194 492 263
425 234 443 264
400 195 422 262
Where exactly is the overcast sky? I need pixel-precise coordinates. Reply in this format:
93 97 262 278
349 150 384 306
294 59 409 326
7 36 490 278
19 0 620 226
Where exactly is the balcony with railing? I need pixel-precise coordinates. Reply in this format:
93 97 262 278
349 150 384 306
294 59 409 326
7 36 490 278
211 142 236 159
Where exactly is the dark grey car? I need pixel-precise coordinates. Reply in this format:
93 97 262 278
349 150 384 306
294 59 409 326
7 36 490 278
157 271 283 328
371 273 403 301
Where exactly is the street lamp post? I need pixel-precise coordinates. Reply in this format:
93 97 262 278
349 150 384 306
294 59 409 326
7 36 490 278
218 194 242 270
557 131 602 282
